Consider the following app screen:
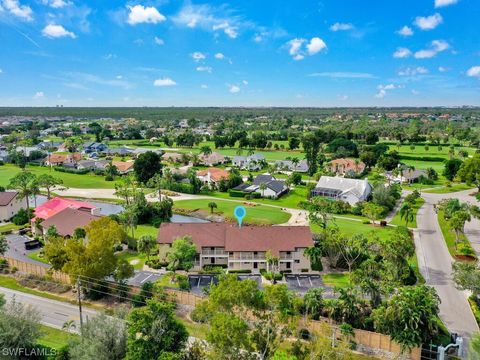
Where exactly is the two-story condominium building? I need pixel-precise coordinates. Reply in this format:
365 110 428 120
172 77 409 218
157 223 314 273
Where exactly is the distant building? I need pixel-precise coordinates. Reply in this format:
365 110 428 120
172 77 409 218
83 142 108 153
311 176 372 205
233 154 265 170
233 174 288 199
275 159 309 173
198 152 226 166
161 152 184 163
196 168 229 187
46 153 82 166
385 167 427 184
40 207 101 237
0 191 26 222
328 158 366 177
157 223 313 273
112 160 135 174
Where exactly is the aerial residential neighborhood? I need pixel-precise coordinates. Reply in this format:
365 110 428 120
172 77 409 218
1 0 480 360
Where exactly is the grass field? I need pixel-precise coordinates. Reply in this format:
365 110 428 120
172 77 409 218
0 223 24 233
387 144 476 158
322 273 350 288
173 199 291 225
424 183 475 194
390 197 425 228
0 275 69 302
209 185 309 209
117 251 148 270
311 217 394 241
0 164 116 189
37 325 76 350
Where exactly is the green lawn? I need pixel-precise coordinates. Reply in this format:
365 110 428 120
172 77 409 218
387 144 476 159
0 223 24 233
38 325 76 350
322 273 350 288
134 224 159 240
28 251 50 265
390 197 425 228
117 251 148 270
0 164 116 189
437 209 476 260
311 217 394 241
173 199 291 225
209 185 309 210
424 183 474 194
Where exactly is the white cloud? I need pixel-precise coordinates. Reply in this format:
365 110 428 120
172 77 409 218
393 47 412 58
42 24 76 39
191 52 206 62
103 53 116 60
339 95 349 101
306 37 327 55
229 85 240 93
153 77 176 87
435 0 458 8
286 37 326 60
116 75 123 79
1 0 33 21
375 84 397 98
329 22 354 31
398 66 428 76
41 0 71 8
466 66 480 78
196 66 212 73
411 89 420 95
200 84 208 89
414 40 450 58
309 72 376 79
0 69 2 74
242 80 248 85
127 5 166 25
414 13 443 30
172 3 242 39
33 91 45 99
154 36 164 45
214 52 225 60
438 66 448 72
397 26 414 36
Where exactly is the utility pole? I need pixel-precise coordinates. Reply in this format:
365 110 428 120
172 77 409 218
76 276 84 334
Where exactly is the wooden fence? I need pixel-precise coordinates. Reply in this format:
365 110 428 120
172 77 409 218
1 257 421 359
2 256 71 284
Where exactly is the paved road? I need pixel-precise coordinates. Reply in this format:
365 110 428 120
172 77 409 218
414 189 480 346
0 286 98 331
5 234 48 267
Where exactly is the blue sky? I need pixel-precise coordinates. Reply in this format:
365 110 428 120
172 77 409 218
0 0 479 107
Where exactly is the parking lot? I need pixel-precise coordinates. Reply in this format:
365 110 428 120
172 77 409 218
285 274 333 296
127 271 163 287
188 273 263 295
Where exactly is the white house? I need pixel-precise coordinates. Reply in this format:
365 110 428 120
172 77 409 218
232 154 265 170
311 176 372 205
0 191 26 222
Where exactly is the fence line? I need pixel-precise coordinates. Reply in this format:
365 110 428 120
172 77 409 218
1 256 421 359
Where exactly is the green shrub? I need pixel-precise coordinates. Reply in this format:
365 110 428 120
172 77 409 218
176 274 190 291
228 269 251 274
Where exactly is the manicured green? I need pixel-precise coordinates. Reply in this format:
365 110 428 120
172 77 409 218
134 224 159 240
209 185 309 210
156 273 179 289
173 199 291 225
390 197 425 228
322 273 350 288
311 218 394 241
424 183 474 194
27 251 50 265
387 144 476 159
0 164 116 189
37 325 76 350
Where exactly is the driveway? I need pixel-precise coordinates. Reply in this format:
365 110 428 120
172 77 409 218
414 189 480 346
4 234 48 267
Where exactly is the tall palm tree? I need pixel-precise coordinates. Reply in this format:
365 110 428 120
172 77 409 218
399 202 414 227
208 202 218 214
8 172 36 210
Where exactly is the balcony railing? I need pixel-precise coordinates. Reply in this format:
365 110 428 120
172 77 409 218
229 254 266 261
201 249 228 256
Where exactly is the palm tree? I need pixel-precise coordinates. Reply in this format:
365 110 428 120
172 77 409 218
259 182 267 197
62 320 76 333
200 146 212 156
291 157 300 170
399 202 414 227
37 174 65 199
137 235 157 262
8 172 36 210
208 202 218 214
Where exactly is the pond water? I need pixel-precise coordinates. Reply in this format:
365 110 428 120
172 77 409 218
31 195 208 223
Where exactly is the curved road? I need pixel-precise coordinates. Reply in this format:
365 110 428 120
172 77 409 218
414 189 480 345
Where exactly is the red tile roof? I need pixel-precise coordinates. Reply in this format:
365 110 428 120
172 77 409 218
157 223 313 255
41 207 101 237
196 168 229 182
34 197 96 221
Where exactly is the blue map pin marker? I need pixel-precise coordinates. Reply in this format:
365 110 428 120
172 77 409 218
234 206 246 228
